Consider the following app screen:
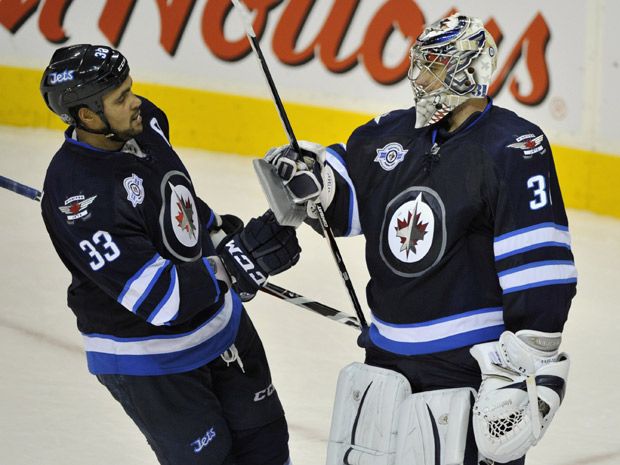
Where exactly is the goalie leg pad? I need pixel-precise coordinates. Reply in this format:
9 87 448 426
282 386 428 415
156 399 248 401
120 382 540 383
395 387 476 465
326 362 475 465
326 362 412 465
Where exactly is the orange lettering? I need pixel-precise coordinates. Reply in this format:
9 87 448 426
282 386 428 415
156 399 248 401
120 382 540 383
99 0 136 47
38 0 72 43
272 0 315 65
156 0 197 56
202 0 280 61
489 13 550 105
360 0 424 85
273 0 360 73
0 0 39 33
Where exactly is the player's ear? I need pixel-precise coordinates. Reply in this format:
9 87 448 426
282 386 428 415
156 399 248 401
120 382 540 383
77 107 104 130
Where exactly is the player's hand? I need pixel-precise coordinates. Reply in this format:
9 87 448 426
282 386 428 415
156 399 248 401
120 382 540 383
217 210 301 300
264 141 326 205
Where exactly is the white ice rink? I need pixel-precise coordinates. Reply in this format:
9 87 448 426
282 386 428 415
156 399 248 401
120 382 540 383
1 125 619 465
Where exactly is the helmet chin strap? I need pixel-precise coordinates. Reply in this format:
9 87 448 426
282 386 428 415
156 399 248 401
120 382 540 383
75 110 128 142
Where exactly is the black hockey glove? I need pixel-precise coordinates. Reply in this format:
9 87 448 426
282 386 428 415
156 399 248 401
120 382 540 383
217 210 301 300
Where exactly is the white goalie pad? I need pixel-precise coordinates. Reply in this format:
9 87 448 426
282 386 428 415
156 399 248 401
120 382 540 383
395 388 475 465
326 362 411 465
326 362 475 465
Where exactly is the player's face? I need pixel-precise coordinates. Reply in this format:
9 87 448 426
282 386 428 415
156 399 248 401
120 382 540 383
413 61 448 95
102 76 143 140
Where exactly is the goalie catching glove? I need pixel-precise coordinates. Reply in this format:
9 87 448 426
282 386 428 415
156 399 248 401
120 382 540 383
470 330 570 463
264 141 335 219
216 210 301 301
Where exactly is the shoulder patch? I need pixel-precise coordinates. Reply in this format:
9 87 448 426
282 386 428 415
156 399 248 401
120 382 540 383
58 194 97 223
123 173 145 207
374 142 409 171
506 133 546 159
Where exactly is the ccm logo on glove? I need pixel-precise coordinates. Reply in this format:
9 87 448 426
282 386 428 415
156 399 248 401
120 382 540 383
223 239 267 287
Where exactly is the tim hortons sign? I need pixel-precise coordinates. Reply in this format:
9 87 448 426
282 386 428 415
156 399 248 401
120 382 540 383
1 0 551 105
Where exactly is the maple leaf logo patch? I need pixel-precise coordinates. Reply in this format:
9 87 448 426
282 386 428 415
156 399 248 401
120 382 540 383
395 204 429 258
168 181 198 248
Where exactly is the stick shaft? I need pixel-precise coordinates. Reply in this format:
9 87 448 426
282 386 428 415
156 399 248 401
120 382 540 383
231 0 368 328
261 282 360 329
0 175 42 201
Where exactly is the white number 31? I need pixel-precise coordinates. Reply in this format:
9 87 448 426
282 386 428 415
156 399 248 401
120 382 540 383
527 174 548 210
79 230 121 271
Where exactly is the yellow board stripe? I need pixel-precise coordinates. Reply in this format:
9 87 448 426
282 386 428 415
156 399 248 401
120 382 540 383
2 64 618 218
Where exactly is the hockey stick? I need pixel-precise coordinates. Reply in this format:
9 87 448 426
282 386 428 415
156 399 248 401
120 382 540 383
0 175 359 329
230 0 368 329
262 282 360 329
0 175 42 201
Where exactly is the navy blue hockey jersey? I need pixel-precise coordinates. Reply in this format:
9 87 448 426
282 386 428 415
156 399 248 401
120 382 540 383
41 98 242 375
319 100 576 355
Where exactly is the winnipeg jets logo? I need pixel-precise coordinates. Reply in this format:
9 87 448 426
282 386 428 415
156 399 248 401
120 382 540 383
507 134 545 158
58 195 97 222
389 193 434 263
380 187 446 277
123 173 144 207
168 182 198 247
374 142 408 171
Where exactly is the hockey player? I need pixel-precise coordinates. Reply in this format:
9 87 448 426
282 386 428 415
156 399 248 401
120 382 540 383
260 15 576 465
39 44 300 465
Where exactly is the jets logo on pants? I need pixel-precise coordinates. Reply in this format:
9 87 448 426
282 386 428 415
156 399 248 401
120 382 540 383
380 187 446 277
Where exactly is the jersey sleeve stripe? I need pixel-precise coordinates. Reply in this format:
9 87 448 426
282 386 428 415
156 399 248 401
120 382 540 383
325 146 362 236
118 254 170 312
205 209 215 229
494 223 572 260
147 266 180 326
498 260 577 294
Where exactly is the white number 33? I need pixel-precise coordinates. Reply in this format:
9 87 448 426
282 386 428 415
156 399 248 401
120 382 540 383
527 174 549 210
79 230 121 271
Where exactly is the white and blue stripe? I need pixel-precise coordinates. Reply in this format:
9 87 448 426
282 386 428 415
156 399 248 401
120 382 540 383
83 290 242 375
494 222 571 261
498 260 577 294
325 145 362 236
118 254 170 313
147 266 180 325
369 307 505 355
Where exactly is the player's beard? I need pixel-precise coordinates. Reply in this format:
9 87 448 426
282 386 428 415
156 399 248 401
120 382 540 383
111 110 144 141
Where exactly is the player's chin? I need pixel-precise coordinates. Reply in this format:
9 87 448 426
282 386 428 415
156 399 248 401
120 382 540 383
129 118 144 135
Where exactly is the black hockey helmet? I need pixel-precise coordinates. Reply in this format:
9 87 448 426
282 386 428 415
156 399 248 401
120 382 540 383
40 44 129 128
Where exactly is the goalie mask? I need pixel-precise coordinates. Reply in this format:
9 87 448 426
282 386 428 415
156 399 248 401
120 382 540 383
409 14 497 128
